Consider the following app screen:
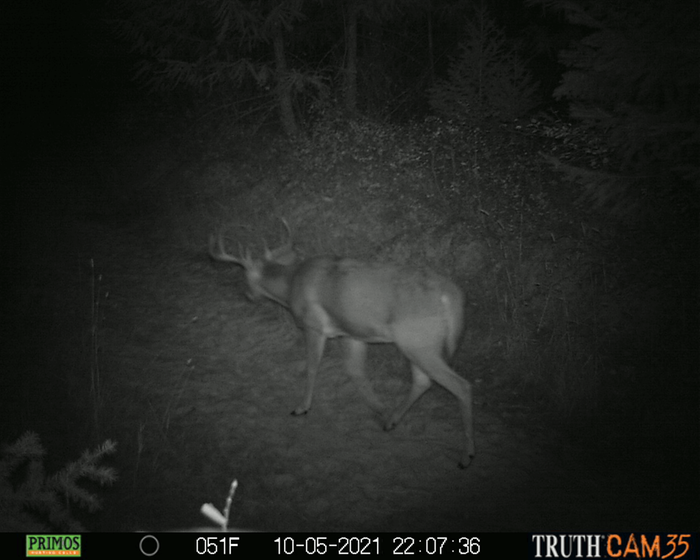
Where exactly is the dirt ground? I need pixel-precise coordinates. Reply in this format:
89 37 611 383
6 182 698 533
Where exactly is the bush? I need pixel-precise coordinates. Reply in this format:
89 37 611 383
0 432 117 531
429 5 539 126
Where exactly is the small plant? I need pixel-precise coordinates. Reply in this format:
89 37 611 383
0 432 117 531
429 4 539 126
200 479 239 531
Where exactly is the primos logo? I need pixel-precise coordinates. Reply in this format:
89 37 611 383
26 535 81 557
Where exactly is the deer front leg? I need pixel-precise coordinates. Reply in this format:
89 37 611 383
292 329 327 416
342 338 385 415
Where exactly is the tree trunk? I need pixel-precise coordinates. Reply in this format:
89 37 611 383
343 0 358 113
427 0 435 85
272 28 298 136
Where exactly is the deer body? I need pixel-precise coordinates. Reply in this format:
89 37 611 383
209 226 475 468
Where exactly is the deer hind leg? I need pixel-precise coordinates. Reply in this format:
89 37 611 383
394 346 475 469
342 338 385 414
416 352 474 468
384 363 432 430
292 328 327 416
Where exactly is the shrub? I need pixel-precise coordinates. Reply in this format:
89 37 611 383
429 5 539 126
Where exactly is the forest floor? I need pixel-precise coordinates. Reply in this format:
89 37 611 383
7 194 697 532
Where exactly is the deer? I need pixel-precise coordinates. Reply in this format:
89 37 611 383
208 220 475 468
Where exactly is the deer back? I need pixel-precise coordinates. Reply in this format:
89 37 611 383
287 257 465 354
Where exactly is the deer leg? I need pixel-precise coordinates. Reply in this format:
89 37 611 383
292 329 327 416
342 338 385 414
411 352 475 469
385 363 432 430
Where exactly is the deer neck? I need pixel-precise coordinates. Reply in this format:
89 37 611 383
258 261 297 307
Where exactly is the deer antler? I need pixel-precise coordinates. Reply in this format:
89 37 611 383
265 218 294 261
208 232 255 269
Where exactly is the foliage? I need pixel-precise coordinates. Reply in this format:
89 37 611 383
114 0 301 91
527 0 699 220
0 432 117 531
290 103 421 174
429 5 539 126
111 0 323 134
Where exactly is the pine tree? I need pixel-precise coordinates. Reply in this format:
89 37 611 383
0 432 117 531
